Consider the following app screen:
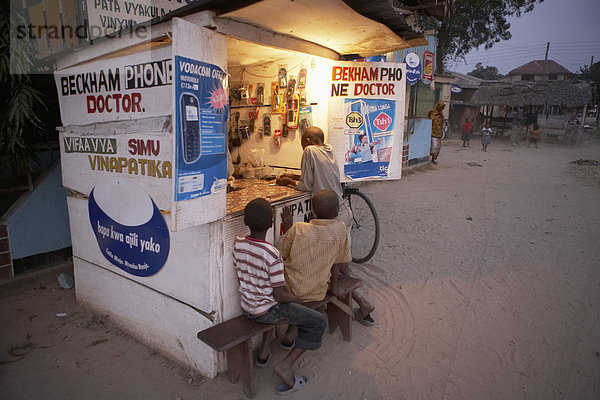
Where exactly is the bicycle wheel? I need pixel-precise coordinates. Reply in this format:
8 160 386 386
346 190 380 263
581 131 592 146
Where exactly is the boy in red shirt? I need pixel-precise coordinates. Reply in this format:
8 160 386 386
462 118 473 147
528 124 541 148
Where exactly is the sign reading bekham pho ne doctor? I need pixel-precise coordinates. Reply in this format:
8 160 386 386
328 61 406 180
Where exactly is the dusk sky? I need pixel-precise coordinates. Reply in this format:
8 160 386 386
447 0 600 75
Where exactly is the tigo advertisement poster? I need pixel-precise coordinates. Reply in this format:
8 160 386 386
328 61 406 180
342 98 396 178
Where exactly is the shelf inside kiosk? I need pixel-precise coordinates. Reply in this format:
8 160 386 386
224 38 331 214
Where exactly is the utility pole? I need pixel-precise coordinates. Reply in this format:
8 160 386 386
545 42 550 60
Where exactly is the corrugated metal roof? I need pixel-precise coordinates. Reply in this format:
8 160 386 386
451 71 486 89
400 0 454 20
386 33 437 68
343 0 427 42
508 60 572 76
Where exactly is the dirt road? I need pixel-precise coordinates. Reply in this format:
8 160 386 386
2 136 599 399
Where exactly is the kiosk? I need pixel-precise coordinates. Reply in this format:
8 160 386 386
55 6 409 377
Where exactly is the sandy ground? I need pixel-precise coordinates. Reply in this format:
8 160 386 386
2 135 600 400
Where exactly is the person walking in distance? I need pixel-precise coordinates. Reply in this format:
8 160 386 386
428 102 445 164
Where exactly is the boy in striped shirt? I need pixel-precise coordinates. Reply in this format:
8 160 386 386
232 197 326 395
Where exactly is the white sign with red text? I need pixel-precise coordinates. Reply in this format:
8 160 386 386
85 0 187 39
328 61 406 181
54 46 172 126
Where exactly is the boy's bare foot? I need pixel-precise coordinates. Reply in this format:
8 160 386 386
274 347 305 388
274 362 295 388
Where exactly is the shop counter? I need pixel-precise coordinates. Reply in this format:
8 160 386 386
220 178 312 322
226 178 305 216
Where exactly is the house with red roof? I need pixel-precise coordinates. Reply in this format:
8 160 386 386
504 60 572 83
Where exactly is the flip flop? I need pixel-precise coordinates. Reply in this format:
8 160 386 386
277 374 308 395
280 340 295 351
354 307 375 327
256 352 271 368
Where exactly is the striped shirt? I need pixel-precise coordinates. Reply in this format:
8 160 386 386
232 236 285 316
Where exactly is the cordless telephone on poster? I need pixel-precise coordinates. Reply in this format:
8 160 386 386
180 94 201 163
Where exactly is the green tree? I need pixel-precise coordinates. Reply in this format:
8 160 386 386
467 63 503 80
576 61 600 120
421 0 543 72
0 2 48 171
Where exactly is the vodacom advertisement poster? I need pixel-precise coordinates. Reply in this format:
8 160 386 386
328 61 406 180
54 46 172 126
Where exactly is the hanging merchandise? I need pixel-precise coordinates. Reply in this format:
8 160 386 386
286 93 300 129
263 115 271 135
229 83 242 101
249 105 260 132
239 117 250 140
271 81 285 114
256 83 265 105
277 66 288 114
273 129 282 148
278 66 287 88
229 111 241 148
286 77 296 99
239 82 250 103
297 67 307 106
299 106 313 134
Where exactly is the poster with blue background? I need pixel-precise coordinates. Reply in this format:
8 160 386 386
343 98 396 179
174 55 228 201
405 53 421 85
89 178 170 277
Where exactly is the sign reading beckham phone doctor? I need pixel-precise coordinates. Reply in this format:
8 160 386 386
54 47 172 126
173 55 228 201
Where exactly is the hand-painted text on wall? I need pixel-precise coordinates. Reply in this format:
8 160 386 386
63 136 172 179
331 66 403 97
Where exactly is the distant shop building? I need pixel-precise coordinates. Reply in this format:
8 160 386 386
503 60 571 83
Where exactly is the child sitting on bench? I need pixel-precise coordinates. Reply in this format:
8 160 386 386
276 189 353 345
275 126 376 326
232 198 326 395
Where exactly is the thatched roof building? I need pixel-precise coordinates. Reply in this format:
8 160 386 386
471 80 592 108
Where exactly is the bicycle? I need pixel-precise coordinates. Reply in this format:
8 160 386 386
580 125 593 146
342 183 380 263
565 120 592 147
441 120 457 140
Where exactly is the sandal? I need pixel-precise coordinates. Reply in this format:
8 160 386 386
354 307 375 327
280 340 295 351
277 374 308 395
256 352 271 368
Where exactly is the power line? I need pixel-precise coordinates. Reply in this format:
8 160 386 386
450 51 598 73
464 48 600 61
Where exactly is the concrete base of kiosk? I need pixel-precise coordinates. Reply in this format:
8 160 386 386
74 256 220 378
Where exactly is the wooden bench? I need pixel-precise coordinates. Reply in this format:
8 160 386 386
196 275 363 398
